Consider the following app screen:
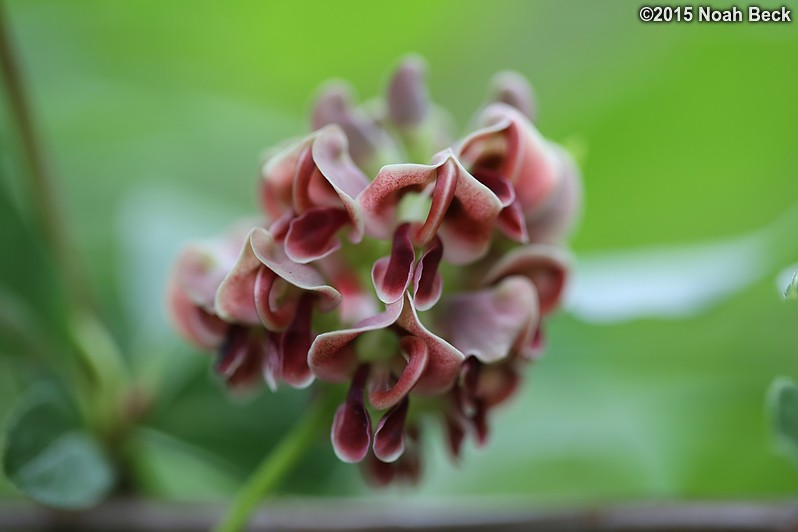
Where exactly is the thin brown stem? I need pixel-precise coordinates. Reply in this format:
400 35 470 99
0 1 92 311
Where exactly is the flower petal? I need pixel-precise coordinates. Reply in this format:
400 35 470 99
488 71 536 121
284 207 350 264
436 276 539 364
373 397 409 463
214 236 263 326
525 142 583 243
331 365 372 463
475 103 560 215
309 299 404 383
396 294 464 394
368 336 429 410
278 294 316 388
358 162 439 240
412 236 443 311
387 55 428 129
482 244 571 315
167 277 228 350
311 82 398 170
496 200 529 243
371 223 415 304
260 137 311 220
250 227 341 313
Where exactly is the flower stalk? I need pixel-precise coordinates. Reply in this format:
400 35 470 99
214 389 336 532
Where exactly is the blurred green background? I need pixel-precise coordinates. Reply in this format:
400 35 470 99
2 0 798 507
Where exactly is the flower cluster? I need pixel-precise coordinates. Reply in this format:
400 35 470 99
167 57 581 485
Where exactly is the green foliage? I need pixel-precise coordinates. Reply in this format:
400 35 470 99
1 386 115 509
785 271 798 301
768 377 798 465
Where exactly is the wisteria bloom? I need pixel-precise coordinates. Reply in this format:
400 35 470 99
166 56 581 484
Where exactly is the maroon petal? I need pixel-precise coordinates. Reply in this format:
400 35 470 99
260 137 313 220
311 82 399 170
475 103 559 215
436 276 539 364
488 71 536 121
443 414 466 461
309 299 404 383
395 294 464 395
373 397 409 463
413 157 457 247
253 266 297 332
368 336 429 410
216 326 250 378
284 207 350 264
525 142 583 244
358 162 440 240
331 365 372 463
226 333 267 391
496 200 529 243
167 277 228 350
429 152 503 264
214 235 265 326
371 223 415 304
387 55 429 129
482 245 571 315
479 364 521 408
412 236 443 311
311 125 369 242
262 333 283 392
362 453 398 487
250 227 341 323
278 294 315 388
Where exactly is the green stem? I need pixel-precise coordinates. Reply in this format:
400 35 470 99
1 3 132 437
214 391 334 532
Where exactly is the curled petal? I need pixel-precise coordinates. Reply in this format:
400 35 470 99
311 82 399 170
331 365 372 463
396 294 464 394
277 294 315 388
479 364 521 408
167 277 227 350
262 336 283 392
437 276 539 364
387 55 429 129
309 300 404 382
412 236 443 311
373 397 409 463
216 326 250 379
311 126 368 240
483 245 571 315
368 336 429 410
260 138 312 219
214 237 264 326
359 152 502 264
466 103 560 216
358 162 440 240
371 223 415 304
496 200 529 243
284 207 350 264
362 453 397 487
525 143 583 243
216 228 341 327
172 243 236 309
250 227 341 312
488 71 536 121
443 414 466 461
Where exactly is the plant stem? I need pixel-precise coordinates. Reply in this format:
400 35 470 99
0 3 92 311
215 391 334 532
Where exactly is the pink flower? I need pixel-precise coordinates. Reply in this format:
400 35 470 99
167 59 581 486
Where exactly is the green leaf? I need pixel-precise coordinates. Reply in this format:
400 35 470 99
126 427 239 501
785 271 798 301
768 377 798 465
2 387 115 509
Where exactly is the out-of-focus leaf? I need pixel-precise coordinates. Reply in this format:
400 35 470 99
784 271 798 301
126 427 240 501
768 377 798 465
1 386 115 509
